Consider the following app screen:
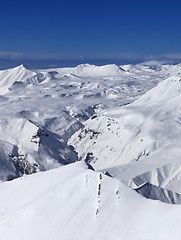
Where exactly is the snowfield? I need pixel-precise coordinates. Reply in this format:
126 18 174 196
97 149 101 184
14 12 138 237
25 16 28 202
1 62 181 238
0 162 181 240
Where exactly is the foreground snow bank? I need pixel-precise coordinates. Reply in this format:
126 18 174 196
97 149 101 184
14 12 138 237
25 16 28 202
0 162 181 240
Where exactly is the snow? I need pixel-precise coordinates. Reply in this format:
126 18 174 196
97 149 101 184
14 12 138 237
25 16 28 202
41 63 125 77
1 62 181 237
0 162 181 240
0 63 165 180
69 63 181 203
0 64 36 94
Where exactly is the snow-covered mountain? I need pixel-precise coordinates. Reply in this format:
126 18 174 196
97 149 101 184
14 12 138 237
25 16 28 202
0 63 166 181
70 68 181 203
1 62 181 238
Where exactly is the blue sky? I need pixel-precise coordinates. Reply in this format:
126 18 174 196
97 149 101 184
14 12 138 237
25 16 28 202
1 0 181 66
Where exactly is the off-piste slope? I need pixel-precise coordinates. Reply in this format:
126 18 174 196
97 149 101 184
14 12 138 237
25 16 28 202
0 161 181 240
69 73 181 203
0 63 165 181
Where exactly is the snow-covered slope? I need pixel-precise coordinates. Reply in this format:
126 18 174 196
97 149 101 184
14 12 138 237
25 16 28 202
0 65 35 94
1 161 181 240
69 69 181 203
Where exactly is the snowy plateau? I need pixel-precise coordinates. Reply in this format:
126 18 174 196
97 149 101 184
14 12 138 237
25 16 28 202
0 62 181 239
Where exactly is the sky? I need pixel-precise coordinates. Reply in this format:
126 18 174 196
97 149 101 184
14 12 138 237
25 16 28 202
1 0 181 68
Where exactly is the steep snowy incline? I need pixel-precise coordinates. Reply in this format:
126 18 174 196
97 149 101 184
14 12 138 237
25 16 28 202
0 65 36 94
0 64 54 94
0 161 181 240
69 72 181 202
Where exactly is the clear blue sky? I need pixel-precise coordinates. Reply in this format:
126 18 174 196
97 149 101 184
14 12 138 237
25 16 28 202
1 0 181 66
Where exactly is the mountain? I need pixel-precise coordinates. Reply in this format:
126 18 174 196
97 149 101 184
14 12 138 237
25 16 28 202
0 64 35 94
1 62 181 238
0 63 165 181
69 68 181 203
69 63 125 77
43 63 125 77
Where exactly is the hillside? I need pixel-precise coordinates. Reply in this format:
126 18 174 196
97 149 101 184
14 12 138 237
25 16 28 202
0 162 181 240
69 68 181 203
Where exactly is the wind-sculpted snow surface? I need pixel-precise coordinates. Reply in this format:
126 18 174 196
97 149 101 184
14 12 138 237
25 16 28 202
70 69 181 203
0 162 181 240
0 63 166 181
